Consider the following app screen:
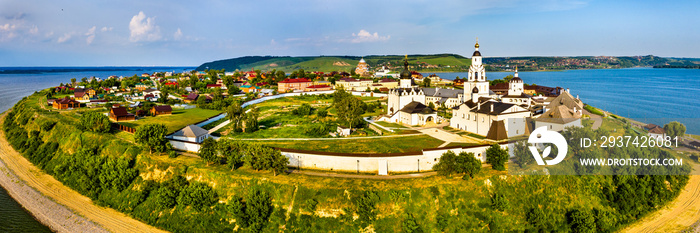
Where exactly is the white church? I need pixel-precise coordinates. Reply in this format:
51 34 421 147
449 39 532 140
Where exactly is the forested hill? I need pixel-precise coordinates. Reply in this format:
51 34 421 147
195 54 471 72
196 54 700 73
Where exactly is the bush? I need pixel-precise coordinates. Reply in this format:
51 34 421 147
176 182 219 210
485 144 508 171
80 111 111 133
292 103 313 116
490 193 509 211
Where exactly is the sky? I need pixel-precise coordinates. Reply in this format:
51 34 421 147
1 0 699 66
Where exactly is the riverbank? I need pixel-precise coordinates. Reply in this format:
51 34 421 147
0 112 168 233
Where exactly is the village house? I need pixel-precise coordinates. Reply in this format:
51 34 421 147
134 82 150 91
52 97 80 109
184 93 199 103
278 78 312 92
304 84 333 92
151 105 173 116
240 85 259 93
109 106 136 121
172 125 210 143
335 78 373 91
533 90 583 131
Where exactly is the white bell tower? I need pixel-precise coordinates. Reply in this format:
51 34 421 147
464 38 489 102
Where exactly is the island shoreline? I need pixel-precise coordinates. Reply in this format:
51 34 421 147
0 111 168 233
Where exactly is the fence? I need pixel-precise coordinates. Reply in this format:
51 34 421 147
112 123 136 133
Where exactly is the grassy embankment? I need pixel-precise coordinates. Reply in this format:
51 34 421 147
119 108 221 134
1 90 691 232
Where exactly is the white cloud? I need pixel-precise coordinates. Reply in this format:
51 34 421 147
0 24 18 41
350 29 390 43
85 26 96 44
173 28 182 40
129 11 161 42
270 39 277 46
101 27 113 32
57 33 71 43
29 25 38 34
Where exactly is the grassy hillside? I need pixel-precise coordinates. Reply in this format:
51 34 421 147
196 54 472 72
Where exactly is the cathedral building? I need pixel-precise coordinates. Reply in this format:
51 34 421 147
355 58 370 76
450 39 531 140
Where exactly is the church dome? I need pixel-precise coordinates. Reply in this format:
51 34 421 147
510 77 522 83
472 50 481 57
400 57 411 79
472 86 479 93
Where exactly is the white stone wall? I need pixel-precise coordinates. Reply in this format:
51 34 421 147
281 144 507 174
170 140 201 152
534 118 582 132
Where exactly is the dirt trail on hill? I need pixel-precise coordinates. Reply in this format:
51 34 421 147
623 161 700 233
0 112 169 233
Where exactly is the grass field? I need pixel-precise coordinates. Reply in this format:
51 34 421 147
374 121 407 128
120 108 221 134
248 135 444 153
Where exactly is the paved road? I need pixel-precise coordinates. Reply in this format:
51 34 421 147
232 133 423 141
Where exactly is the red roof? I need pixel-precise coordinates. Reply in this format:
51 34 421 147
164 82 178 85
279 78 311 83
206 84 222 88
153 105 172 112
305 85 331 89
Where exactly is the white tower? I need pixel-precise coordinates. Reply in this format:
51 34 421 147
464 38 489 102
509 66 524 96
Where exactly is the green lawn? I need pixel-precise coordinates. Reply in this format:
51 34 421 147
249 135 444 153
374 121 407 128
120 108 221 134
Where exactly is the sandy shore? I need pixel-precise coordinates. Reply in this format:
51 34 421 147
0 159 107 233
0 112 168 233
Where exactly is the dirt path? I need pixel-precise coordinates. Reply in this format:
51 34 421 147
0 113 168 233
622 161 700 233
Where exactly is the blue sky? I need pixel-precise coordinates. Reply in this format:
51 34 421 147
1 0 699 66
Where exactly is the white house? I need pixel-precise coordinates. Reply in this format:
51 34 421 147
171 125 210 143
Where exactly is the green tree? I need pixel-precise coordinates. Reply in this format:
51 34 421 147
227 186 273 232
402 213 424 233
333 89 366 129
513 141 534 168
134 123 168 154
226 101 246 132
245 106 259 133
422 78 431 87
80 111 111 133
457 151 481 179
490 193 509 211
292 103 313 116
486 144 509 171
316 108 328 117
433 150 457 176
568 209 596 233
176 182 218 210
663 121 686 138
198 137 219 165
219 139 246 170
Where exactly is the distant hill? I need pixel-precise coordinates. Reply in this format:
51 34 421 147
195 54 472 72
196 54 700 73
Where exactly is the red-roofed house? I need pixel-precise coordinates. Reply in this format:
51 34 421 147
53 97 80 110
304 84 333 92
151 105 173 116
109 107 135 121
278 78 312 92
